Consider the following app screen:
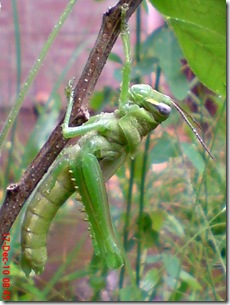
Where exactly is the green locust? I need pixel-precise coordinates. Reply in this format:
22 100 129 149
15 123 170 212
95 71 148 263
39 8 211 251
20 5 213 276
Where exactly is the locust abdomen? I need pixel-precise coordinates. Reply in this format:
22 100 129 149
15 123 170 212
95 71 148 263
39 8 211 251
21 146 78 276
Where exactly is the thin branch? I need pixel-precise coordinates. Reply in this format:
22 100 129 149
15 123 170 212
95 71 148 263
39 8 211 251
0 0 143 243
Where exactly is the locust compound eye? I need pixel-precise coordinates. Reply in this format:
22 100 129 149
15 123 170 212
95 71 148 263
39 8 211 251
157 103 171 116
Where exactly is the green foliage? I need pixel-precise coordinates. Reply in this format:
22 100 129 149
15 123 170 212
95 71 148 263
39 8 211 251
0 0 78 151
20 93 62 173
150 0 226 96
148 131 180 163
1 0 225 302
142 26 190 99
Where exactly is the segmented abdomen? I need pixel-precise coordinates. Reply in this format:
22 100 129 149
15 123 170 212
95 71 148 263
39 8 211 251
21 148 77 276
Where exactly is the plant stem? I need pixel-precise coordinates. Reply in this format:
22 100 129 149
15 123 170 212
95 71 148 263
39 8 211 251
135 65 161 286
0 0 77 151
4 0 22 188
119 159 135 289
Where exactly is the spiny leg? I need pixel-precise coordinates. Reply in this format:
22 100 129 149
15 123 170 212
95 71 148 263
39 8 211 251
62 5 131 137
119 4 132 113
62 79 75 134
71 152 124 269
62 80 107 138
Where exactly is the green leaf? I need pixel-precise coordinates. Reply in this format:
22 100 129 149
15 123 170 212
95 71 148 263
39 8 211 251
89 276 106 290
131 57 158 80
143 26 190 100
119 286 146 301
21 93 61 169
181 142 205 174
180 270 202 290
169 281 189 301
146 254 162 264
141 269 160 291
108 52 123 64
149 132 180 164
150 210 166 232
167 214 185 237
90 90 105 110
163 254 181 278
150 0 226 96
135 212 160 248
90 86 117 112
136 212 153 232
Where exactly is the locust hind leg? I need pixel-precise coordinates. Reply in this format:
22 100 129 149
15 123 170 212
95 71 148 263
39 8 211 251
70 152 124 269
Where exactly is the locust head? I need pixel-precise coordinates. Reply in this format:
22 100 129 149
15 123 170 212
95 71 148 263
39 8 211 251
128 84 172 123
128 84 214 159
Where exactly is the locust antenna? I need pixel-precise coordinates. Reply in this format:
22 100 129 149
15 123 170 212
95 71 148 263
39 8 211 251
171 100 215 160
172 100 202 130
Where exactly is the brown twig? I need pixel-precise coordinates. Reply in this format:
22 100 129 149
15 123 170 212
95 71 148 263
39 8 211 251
0 0 143 243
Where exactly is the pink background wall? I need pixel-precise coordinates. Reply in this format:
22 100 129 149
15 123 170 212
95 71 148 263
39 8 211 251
0 0 163 109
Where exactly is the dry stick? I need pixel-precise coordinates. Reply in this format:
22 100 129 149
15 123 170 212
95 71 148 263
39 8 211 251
0 0 143 242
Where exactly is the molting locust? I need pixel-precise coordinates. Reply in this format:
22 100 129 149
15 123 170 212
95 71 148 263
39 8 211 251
20 4 213 276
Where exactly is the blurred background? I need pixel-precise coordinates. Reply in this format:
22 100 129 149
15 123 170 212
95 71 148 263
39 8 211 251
0 0 226 301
